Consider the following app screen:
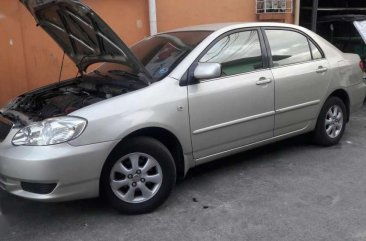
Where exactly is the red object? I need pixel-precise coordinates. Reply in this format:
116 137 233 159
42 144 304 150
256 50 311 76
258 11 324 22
359 60 365 72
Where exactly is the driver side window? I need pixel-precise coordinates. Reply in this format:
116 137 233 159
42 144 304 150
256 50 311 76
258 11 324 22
199 30 264 77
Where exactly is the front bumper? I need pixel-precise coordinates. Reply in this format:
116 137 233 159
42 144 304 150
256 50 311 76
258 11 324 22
0 129 117 201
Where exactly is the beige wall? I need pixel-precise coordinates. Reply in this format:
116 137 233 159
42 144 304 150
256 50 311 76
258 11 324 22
0 0 294 106
156 0 257 32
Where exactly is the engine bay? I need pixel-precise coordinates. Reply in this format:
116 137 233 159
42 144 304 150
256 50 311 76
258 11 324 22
3 75 145 125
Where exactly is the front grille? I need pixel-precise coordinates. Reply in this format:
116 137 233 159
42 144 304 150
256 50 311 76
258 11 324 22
0 115 13 142
21 182 57 195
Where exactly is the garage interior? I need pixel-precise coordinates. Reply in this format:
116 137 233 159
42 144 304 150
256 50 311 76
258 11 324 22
300 0 366 31
299 0 366 62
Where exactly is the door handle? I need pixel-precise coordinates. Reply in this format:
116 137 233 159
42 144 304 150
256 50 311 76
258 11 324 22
256 77 272 86
316 66 328 74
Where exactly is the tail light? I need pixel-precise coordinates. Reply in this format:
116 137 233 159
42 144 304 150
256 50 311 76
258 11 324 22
359 60 365 72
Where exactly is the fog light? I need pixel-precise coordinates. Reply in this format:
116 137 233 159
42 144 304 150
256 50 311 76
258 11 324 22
21 182 57 194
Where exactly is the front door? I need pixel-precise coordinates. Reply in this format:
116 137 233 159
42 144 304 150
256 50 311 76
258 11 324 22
188 29 275 160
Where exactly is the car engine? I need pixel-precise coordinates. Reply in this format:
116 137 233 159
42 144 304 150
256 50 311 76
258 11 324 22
4 75 145 124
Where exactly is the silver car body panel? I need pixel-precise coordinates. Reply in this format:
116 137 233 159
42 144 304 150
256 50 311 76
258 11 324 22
272 59 331 136
0 129 118 201
0 22 365 201
188 69 275 159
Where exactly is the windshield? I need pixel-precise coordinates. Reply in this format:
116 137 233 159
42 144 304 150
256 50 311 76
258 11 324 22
91 31 212 81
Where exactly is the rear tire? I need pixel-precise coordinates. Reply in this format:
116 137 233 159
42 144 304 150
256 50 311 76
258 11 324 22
313 96 346 146
101 137 176 214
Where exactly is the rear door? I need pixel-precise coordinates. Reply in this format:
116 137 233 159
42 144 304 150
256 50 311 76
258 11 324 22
188 29 275 160
263 28 331 136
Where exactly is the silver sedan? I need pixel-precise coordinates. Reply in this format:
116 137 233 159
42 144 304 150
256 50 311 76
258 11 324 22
0 0 365 214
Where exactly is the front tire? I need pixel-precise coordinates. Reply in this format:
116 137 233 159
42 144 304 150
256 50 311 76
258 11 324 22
313 96 346 146
101 137 176 214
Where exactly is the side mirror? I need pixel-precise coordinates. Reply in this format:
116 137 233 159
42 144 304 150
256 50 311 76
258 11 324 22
193 62 222 80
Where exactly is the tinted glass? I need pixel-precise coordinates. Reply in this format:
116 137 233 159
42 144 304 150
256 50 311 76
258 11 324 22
266 30 312 66
132 31 212 80
94 31 212 81
200 30 263 76
310 41 323 60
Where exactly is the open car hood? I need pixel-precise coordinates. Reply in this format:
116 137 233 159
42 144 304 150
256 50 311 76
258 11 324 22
20 0 151 81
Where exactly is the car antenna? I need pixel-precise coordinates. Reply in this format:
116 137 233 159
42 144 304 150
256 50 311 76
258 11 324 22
58 51 66 84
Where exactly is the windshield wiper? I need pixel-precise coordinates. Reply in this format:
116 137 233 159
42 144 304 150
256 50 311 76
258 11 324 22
108 70 150 86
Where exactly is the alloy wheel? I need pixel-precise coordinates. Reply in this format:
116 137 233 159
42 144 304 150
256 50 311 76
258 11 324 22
324 105 343 139
109 152 163 203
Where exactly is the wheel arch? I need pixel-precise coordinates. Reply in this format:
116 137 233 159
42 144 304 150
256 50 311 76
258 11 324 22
102 127 187 182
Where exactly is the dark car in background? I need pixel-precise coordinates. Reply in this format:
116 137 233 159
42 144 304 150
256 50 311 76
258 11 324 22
318 14 366 72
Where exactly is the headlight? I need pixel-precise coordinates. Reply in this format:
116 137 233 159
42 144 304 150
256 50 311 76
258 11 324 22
12 117 87 146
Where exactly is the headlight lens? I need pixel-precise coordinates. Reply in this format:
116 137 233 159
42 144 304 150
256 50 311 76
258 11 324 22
12 117 87 146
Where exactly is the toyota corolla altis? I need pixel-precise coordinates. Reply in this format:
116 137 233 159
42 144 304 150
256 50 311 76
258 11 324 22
0 0 365 214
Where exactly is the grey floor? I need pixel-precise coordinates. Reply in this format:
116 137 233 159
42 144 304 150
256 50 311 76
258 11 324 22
1 104 366 241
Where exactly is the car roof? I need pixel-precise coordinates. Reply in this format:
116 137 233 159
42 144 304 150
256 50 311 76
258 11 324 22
165 22 301 33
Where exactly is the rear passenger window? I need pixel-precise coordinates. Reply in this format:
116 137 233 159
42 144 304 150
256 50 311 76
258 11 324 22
310 41 323 60
265 30 312 66
200 30 263 76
